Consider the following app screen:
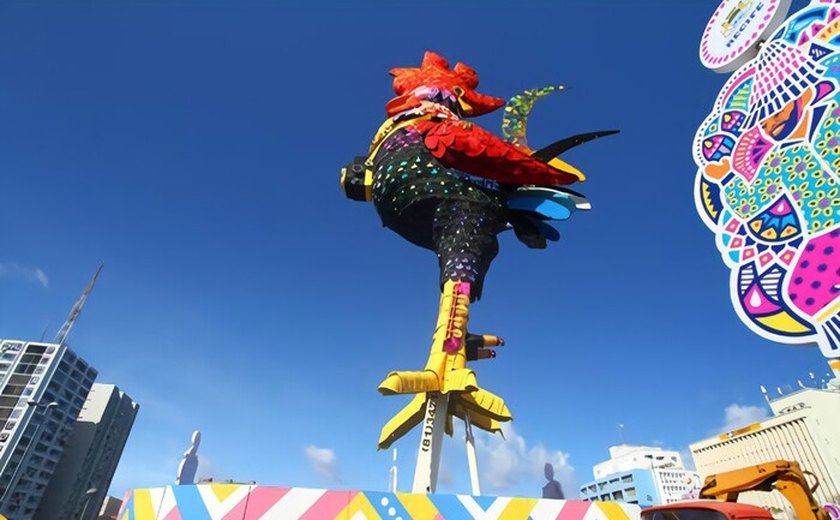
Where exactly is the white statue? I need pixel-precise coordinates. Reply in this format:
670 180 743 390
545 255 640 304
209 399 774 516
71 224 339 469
176 430 201 485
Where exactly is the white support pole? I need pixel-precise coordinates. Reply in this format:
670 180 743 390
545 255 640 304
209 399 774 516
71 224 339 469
412 393 449 494
464 412 481 496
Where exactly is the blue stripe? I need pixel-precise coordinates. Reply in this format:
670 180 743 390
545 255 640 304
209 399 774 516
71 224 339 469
170 485 213 520
428 493 472 518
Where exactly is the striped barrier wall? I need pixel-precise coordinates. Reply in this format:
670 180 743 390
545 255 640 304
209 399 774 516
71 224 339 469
117 484 641 519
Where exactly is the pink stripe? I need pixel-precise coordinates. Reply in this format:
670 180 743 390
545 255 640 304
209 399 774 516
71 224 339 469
162 508 183 520
555 501 591 520
298 490 356 520
117 490 132 519
221 494 250 520
242 487 292 519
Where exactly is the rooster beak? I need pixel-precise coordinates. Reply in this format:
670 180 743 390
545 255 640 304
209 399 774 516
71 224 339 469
385 94 422 116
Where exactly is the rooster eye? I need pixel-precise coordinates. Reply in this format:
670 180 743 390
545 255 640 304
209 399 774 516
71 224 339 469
453 86 464 96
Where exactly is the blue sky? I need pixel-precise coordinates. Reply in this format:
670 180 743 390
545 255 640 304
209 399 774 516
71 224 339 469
0 0 830 500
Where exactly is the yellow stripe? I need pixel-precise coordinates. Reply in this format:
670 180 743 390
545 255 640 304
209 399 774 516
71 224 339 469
397 492 439 519
719 422 762 440
817 300 840 322
364 170 373 201
547 157 586 181
337 493 380 519
210 483 241 502
498 497 538 520
755 311 812 333
134 489 156 520
595 501 632 519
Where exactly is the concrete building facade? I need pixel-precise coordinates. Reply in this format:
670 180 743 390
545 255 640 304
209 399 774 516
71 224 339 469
690 382 840 517
0 339 97 520
580 445 701 508
35 383 139 520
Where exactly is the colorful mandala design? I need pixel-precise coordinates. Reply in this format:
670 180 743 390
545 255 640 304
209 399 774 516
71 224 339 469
694 1 840 358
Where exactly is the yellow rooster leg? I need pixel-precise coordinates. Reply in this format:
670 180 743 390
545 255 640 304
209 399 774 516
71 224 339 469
379 280 476 395
377 281 513 449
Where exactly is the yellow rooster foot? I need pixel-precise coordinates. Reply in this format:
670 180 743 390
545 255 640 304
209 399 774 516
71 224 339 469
377 333 504 395
377 281 513 447
378 387 513 450
378 367 478 395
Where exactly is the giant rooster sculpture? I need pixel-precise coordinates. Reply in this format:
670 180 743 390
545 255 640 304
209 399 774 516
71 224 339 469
341 51 616 450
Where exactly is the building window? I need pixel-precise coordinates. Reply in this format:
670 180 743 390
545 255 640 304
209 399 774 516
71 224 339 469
626 487 636 497
612 491 624 500
621 475 633 483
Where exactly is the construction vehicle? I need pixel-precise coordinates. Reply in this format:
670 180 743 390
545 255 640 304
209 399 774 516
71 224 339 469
642 460 830 520
644 501 774 519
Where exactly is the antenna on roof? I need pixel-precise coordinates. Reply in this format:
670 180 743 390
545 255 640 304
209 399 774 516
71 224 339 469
760 385 771 405
54 264 103 347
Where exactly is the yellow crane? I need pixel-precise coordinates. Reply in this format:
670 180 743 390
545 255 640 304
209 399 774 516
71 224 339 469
644 460 830 520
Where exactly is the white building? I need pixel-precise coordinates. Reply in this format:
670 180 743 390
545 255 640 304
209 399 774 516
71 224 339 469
690 378 840 518
0 339 97 520
35 383 139 520
581 445 701 508
594 445 685 479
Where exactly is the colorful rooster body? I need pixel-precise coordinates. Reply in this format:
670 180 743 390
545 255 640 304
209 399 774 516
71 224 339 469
341 51 616 449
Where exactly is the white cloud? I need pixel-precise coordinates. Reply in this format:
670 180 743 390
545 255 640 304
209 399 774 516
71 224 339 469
305 445 340 482
0 262 49 287
195 454 217 482
475 424 576 497
721 403 769 432
34 269 48 287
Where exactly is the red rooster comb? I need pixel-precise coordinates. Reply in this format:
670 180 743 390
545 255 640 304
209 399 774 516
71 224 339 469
387 51 504 117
